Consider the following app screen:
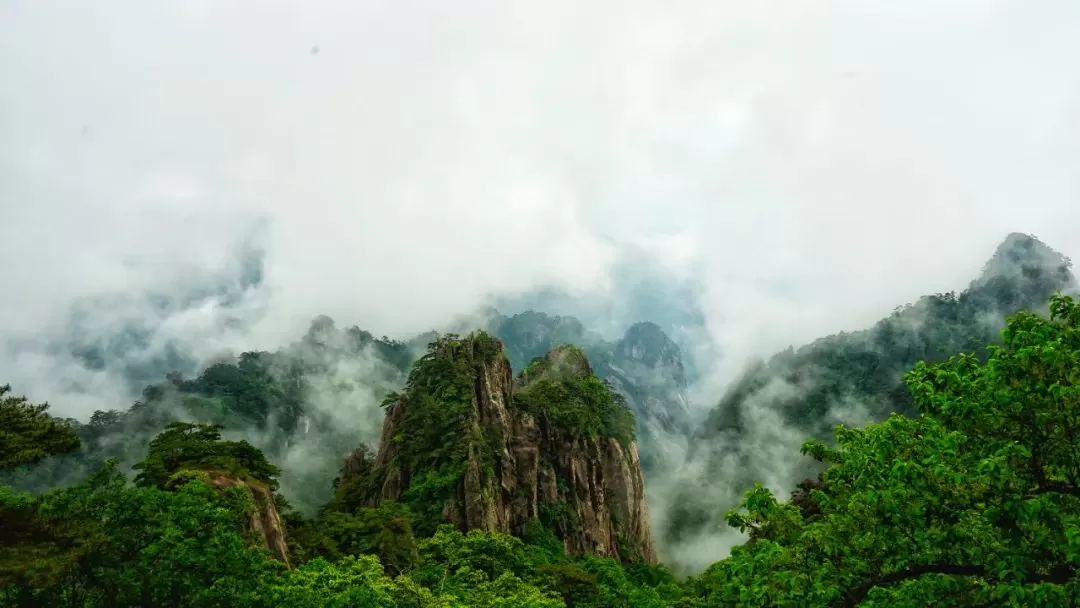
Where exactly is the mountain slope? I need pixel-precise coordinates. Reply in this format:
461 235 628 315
663 233 1077 547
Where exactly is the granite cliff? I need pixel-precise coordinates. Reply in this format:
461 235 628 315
209 475 290 567
480 311 692 473
333 332 656 564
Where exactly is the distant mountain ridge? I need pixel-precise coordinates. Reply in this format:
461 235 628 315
661 232 1077 550
4 301 693 515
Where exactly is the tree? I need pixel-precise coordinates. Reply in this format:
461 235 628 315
694 293 1080 606
133 421 280 490
0 460 276 607
0 384 80 470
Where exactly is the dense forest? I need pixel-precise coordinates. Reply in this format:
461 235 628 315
1 234 1079 605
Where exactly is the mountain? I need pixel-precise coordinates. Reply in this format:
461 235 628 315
2 303 691 526
490 242 708 379
0 316 422 512
44 237 268 396
483 311 692 473
330 333 657 563
661 233 1077 547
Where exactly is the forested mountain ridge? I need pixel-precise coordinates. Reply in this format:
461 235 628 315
663 232 1078 546
707 233 1073 436
0 319 424 511
4 290 1078 605
1 303 692 513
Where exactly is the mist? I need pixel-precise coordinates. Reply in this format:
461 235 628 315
3 0 1080 572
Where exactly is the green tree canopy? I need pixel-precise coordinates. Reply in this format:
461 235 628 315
0 461 276 607
0 384 80 470
132 421 280 490
691 293 1080 606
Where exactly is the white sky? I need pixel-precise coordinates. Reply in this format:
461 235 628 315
2 0 1079 416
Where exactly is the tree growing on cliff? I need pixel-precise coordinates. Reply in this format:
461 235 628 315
692 293 1080 606
133 421 280 490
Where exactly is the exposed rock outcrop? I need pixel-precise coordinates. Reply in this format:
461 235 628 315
474 310 694 475
337 333 656 564
210 475 291 567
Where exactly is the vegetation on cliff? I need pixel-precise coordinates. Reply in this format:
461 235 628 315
515 346 636 448
132 421 280 490
388 331 503 508
333 333 652 563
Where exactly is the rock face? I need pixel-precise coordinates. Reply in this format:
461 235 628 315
475 310 693 475
337 333 656 564
604 322 692 471
210 475 291 567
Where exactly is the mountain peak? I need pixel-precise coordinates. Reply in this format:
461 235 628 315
978 233 1073 286
333 334 655 563
517 344 593 387
614 322 686 385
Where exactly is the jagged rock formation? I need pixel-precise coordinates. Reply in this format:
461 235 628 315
335 333 656 564
606 323 692 431
210 475 291 567
477 311 693 473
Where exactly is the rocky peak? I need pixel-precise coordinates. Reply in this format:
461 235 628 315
517 344 593 387
604 323 691 449
977 233 1074 290
335 332 656 563
613 321 686 387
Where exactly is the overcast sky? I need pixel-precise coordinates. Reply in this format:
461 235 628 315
2 0 1079 416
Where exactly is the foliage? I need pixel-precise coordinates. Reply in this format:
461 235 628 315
694 293 1080 606
668 234 1076 545
0 384 80 470
250 555 402 608
132 422 280 490
409 526 561 607
378 332 505 530
288 502 418 576
0 461 276 607
515 349 636 447
539 500 583 537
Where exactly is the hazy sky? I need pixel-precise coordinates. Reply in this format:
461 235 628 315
2 0 1079 416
